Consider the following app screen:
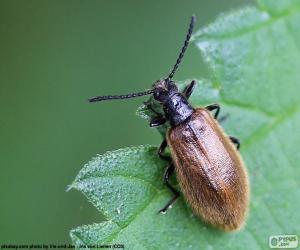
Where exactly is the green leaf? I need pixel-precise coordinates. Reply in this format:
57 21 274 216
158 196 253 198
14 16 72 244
69 1 300 249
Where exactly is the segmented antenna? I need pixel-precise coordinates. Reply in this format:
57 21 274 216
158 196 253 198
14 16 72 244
88 15 195 103
89 89 153 102
167 15 196 80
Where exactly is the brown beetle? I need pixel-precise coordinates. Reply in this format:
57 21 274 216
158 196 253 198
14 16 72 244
89 15 250 231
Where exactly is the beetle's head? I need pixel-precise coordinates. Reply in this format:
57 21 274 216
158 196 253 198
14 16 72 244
152 79 178 103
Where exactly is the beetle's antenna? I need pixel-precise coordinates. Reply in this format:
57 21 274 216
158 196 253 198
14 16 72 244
167 15 196 80
89 89 154 102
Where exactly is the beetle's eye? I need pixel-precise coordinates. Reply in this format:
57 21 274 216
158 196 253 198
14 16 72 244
153 89 160 99
153 88 168 102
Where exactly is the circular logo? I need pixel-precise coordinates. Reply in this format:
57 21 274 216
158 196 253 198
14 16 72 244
271 237 278 247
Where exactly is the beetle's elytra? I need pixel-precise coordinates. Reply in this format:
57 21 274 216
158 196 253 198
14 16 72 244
89 15 250 231
167 108 249 231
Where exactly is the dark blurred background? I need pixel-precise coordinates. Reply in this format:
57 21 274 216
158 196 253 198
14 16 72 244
0 0 253 244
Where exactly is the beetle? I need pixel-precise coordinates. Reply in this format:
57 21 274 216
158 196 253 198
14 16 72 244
89 15 249 231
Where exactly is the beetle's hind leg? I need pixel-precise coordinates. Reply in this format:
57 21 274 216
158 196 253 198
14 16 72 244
157 139 180 213
205 103 220 119
229 136 240 150
182 80 196 99
159 164 180 214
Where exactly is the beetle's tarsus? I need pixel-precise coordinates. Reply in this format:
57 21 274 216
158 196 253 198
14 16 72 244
158 164 180 214
150 116 167 127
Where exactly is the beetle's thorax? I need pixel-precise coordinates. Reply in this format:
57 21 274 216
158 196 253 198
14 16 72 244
164 92 194 127
153 79 194 127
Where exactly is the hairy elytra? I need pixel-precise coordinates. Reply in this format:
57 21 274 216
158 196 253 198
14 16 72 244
89 15 250 231
167 108 249 231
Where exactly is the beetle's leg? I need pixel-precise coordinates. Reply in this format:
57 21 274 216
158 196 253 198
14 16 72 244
229 136 240 150
182 80 196 99
143 101 161 116
205 103 220 119
158 139 171 161
157 140 180 213
150 116 167 127
159 164 180 214
144 101 167 127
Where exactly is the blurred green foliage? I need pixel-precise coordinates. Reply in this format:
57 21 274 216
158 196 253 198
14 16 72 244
0 0 253 244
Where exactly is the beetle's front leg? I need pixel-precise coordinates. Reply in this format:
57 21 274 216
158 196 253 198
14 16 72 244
182 80 196 99
150 116 167 127
144 101 167 127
